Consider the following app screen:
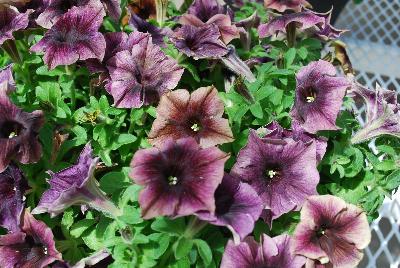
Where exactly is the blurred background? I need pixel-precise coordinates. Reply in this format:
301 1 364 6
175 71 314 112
312 0 400 267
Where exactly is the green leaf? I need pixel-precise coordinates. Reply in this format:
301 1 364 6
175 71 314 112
284 48 296 66
100 171 131 194
194 239 212 266
119 205 143 225
151 217 185 235
250 103 263 118
70 219 96 238
174 237 193 260
61 209 75 231
384 170 400 191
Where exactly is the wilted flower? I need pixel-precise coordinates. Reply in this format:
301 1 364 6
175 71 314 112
264 0 310 12
148 86 234 148
0 94 44 173
130 137 229 219
0 5 30 46
127 0 156 20
290 60 349 134
0 210 62 268
265 121 327 162
0 165 28 232
258 10 324 38
231 130 319 221
196 173 263 243
35 0 104 29
32 143 122 218
350 83 400 144
221 234 306 268
221 45 256 82
106 32 183 108
171 24 228 59
0 64 15 94
292 195 371 268
31 6 106 70
235 11 260 50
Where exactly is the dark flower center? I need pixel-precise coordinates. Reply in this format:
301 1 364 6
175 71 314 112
303 86 318 103
163 164 183 187
0 120 24 139
264 164 282 182
187 116 202 133
316 224 328 238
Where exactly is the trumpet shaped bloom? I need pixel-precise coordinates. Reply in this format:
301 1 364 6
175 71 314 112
106 32 183 108
264 0 310 13
221 234 306 268
292 195 371 268
0 94 44 173
148 86 234 148
350 83 400 144
196 173 263 243
31 7 106 70
290 60 349 134
32 143 121 218
231 130 319 221
0 65 15 94
130 137 229 219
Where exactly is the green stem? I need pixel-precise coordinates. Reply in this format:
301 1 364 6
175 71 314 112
183 216 207 239
65 65 76 110
2 39 21 64
286 22 297 48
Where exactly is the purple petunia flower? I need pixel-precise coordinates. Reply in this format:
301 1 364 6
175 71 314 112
309 9 347 41
171 24 228 59
265 121 328 163
258 10 325 38
32 143 122 218
221 234 306 268
100 0 121 21
0 210 62 268
106 32 183 108
130 137 229 219
0 164 29 232
349 83 400 144
290 60 349 134
30 6 106 70
292 195 371 268
231 130 319 222
148 86 234 148
0 5 30 46
35 0 104 29
0 94 44 173
264 0 310 13
0 64 15 94
196 173 263 243
187 0 227 22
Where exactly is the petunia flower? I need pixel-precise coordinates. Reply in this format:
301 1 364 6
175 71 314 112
35 0 104 29
231 130 319 222
52 249 111 268
196 173 263 243
148 86 234 148
264 0 310 13
235 11 260 50
290 60 349 134
0 164 29 232
265 121 327 163
258 10 325 39
0 5 30 46
0 94 44 173
127 0 156 20
30 6 106 70
221 45 256 82
349 83 400 144
0 210 62 268
0 64 15 94
220 234 306 268
130 137 229 219
309 9 347 41
187 0 227 22
100 0 121 21
171 24 228 59
106 32 183 108
32 143 122 218
292 195 371 268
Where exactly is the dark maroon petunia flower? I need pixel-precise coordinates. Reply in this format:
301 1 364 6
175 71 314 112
349 83 400 144
258 10 325 38
130 137 229 219
0 165 29 232
0 5 30 46
264 0 310 13
0 64 15 94
292 195 371 268
148 86 234 148
231 130 319 222
171 24 228 59
0 210 62 268
106 32 183 108
32 143 121 218
0 94 44 173
221 234 306 268
30 6 106 70
290 60 349 134
196 173 263 243
265 121 327 163
187 0 226 22
35 0 104 29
